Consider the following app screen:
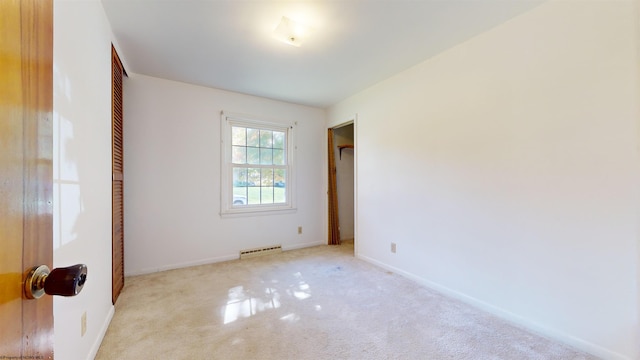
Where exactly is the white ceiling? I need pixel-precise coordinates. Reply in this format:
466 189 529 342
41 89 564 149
101 0 542 108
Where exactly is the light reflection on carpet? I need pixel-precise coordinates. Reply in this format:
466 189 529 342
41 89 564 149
222 272 312 324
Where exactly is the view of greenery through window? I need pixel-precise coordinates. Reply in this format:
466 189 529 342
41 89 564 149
231 126 287 205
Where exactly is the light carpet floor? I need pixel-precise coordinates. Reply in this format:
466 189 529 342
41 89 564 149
96 241 598 360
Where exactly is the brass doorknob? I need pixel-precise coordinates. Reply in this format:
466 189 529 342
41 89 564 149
24 264 88 299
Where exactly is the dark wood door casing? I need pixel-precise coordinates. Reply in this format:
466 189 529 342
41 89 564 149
328 128 341 245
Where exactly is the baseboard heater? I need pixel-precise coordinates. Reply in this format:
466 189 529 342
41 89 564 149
240 245 282 259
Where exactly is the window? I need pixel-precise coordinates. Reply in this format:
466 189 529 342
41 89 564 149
221 112 295 216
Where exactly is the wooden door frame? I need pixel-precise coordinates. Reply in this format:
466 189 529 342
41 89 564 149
327 115 358 254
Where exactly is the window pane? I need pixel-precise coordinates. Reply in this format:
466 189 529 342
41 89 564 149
260 148 273 165
233 168 248 206
247 128 259 147
232 127 246 146
274 187 286 203
261 168 274 187
233 168 247 186
273 149 285 165
248 168 261 187
232 186 247 206
247 147 260 165
248 187 261 205
273 131 285 149
260 130 273 148
274 169 286 185
261 187 274 204
274 168 286 203
232 146 246 164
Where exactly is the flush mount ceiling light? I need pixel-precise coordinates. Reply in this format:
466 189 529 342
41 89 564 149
273 16 313 47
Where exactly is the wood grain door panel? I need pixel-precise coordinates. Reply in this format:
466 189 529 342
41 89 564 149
0 0 54 357
112 46 125 304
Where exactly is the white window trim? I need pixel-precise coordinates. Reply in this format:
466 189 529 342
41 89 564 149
220 111 297 217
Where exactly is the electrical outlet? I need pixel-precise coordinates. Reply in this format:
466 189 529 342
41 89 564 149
391 243 397 253
81 311 87 337
298 226 302 234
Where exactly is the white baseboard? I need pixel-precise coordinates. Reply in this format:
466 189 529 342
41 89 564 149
282 240 324 251
126 242 325 276
357 254 630 360
87 305 114 360
125 254 238 276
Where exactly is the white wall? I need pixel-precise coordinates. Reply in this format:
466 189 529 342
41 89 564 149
328 1 640 359
53 1 124 359
123 74 326 275
333 125 355 240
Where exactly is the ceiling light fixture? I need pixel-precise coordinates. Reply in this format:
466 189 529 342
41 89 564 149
273 16 312 47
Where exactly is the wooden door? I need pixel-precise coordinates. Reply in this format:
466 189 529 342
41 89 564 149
112 46 125 304
0 0 54 358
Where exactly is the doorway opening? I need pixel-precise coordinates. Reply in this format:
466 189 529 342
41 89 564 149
328 122 355 252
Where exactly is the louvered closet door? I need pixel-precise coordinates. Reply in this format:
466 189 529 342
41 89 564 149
112 45 124 304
